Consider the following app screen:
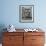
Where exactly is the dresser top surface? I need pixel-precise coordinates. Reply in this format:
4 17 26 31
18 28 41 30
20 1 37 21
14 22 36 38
3 29 45 33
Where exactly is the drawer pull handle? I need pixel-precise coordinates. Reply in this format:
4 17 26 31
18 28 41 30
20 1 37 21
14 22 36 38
32 39 36 40
9 38 13 40
9 38 12 40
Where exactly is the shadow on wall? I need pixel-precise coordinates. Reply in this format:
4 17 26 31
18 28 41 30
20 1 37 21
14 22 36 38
0 24 7 43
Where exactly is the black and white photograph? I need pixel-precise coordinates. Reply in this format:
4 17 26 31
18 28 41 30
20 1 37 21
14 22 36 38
19 5 34 23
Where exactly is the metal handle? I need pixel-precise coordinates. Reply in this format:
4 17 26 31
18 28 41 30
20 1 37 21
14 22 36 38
9 37 14 40
32 39 36 40
9 38 12 40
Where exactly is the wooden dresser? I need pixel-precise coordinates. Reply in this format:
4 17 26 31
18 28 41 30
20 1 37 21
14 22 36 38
2 29 45 46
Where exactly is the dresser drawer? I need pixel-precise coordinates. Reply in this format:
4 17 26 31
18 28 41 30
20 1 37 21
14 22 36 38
32 44 44 46
24 32 44 36
3 32 23 36
3 42 23 46
32 36 45 44
24 36 32 46
3 35 23 44
3 36 23 46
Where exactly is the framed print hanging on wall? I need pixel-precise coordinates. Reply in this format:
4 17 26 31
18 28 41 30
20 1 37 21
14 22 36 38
19 5 34 23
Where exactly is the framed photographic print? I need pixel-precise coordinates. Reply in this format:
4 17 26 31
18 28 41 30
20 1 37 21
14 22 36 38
19 5 34 23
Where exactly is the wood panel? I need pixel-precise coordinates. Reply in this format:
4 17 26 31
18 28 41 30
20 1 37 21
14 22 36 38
24 36 32 46
32 36 45 44
2 32 23 46
24 32 45 46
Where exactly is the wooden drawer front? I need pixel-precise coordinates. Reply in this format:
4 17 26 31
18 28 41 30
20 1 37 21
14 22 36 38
3 42 23 46
24 36 32 46
24 32 44 36
24 36 44 46
3 36 23 46
32 44 44 46
3 32 23 36
3 36 23 44
32 36 45 44
3 44 15 46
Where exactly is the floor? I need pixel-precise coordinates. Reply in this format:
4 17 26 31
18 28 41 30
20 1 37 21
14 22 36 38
0 44 2 46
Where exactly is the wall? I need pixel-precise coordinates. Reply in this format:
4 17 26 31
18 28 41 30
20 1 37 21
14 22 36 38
0 0 46 29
